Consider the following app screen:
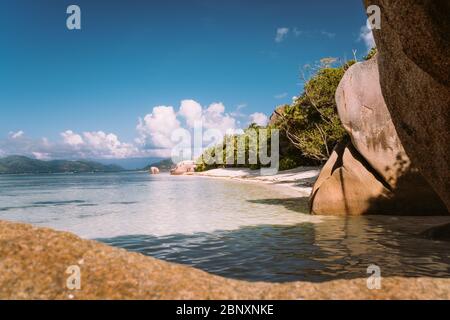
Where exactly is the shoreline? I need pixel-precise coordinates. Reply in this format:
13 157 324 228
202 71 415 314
190 166 320 198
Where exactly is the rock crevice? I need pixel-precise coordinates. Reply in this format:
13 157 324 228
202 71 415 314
363 0 450 210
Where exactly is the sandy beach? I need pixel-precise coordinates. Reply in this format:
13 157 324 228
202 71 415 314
193 166 320 197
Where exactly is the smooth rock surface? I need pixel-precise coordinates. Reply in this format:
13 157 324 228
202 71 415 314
311 141 389 215
364 0 450 210
1 220 450 299
336 56 406 186
311 57 447 215
268 105 287 126
170 160 197 175
150 167 160 174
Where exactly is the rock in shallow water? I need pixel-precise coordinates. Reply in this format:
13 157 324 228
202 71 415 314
311 141 389 215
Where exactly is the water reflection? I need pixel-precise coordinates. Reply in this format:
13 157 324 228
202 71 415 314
247 197 310 214
2 172 449 282
99 215 450 283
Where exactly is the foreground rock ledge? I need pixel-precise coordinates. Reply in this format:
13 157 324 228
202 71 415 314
1 221 449 299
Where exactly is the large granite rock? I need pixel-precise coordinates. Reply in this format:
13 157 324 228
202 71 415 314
170 160 197 175
268 105 287 126
150 167 160 174
336 56 407 187
1 220 450 299
364 0 450 210
311 57 447 215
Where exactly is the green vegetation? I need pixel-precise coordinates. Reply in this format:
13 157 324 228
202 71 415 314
196 124 278 172
196 55 368 172
0 156 123 174
364 47 377 60
273 61 353 162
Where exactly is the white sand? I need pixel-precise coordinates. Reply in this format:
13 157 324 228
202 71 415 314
193 166 320 197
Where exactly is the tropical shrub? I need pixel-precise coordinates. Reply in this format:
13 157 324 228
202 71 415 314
196 56 359 171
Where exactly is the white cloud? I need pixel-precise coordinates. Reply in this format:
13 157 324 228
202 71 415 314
321 31 336 39
80 131 138 158
179 99 203 128
359 21 375 51
230 103 247 118
9 130 24 139
1 130 140 160
274 92 288 99
60 130 139 158
61 130 84 146
0 99 262 161
135 100 239 159
136 106 181 149
275 27 289 43
291 28 336 39
249 112 269 127
202 102 236 133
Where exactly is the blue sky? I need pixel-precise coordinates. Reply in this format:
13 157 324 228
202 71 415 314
0 0 372 164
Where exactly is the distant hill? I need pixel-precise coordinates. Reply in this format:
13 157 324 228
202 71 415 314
143 158 175 172
93 157 163 170
0 156 124 174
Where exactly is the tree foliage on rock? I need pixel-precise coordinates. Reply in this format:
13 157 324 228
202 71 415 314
196 55 362 171
273 61 353 162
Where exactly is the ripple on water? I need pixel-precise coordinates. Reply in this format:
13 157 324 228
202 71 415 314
1 172 449 282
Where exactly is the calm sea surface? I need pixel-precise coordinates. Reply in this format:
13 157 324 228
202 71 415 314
1 171 449 282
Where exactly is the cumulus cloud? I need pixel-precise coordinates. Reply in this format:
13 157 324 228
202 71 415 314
275 27 289 43
0 130 140 160
136 100 238 151
359 21 375 51
80 131 138 158
134 100 241 161
249 112 269 127
60 130 138 158
178 99 203 128
136 106 181 150
1 99 264 161
202 102 236 134
61 130 83 146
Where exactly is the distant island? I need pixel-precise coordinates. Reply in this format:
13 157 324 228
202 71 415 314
0 156 124 174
